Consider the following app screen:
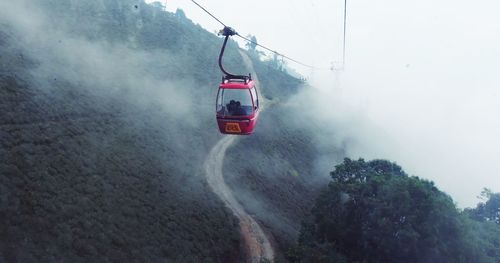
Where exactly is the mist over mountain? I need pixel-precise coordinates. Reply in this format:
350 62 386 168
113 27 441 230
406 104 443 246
0 0 250 261
0 0 328 261
1 0 499 262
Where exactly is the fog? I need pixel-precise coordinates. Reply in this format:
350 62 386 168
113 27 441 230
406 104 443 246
1 0 196 119
157 0 500 207
3 0 498 209
0 0 222 186
0 0 207 137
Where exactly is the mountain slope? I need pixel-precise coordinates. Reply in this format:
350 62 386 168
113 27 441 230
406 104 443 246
223 54 346 259
0 0 329 261
0 1 247 261
0 49 240 262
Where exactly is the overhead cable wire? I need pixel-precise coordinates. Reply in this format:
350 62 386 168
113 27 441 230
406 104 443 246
189 0 331 70
342 0 347 69
190 0 226 27
235 34 329 70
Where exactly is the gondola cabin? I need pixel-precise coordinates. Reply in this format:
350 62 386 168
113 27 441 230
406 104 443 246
216 76 260 135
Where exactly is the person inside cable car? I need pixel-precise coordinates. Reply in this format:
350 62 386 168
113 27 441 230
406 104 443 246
234 101 247 116
226 100 236 115
219 89 254 116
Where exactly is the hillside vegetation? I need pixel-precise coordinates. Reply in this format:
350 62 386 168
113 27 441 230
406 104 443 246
286 158 500 263
0 0 307 261
2 1 497 262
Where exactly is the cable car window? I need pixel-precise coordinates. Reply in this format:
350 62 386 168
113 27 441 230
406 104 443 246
216 89 223 113
250 87 259 108
222 89 253 116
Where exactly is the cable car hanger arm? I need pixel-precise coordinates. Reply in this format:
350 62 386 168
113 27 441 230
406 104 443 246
190 0 333 71
218 26 251 81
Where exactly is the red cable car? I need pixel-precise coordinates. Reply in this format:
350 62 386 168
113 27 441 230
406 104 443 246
216 76 260 135
215 26 261 135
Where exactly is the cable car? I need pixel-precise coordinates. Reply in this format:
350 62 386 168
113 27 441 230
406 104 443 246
216 75 260 135
215 26 261 135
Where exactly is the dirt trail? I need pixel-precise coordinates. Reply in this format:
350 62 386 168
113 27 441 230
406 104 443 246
239 51 267 109
203 51 274 262
204 136 273 262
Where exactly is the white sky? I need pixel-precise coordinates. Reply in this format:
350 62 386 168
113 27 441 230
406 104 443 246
146 0 500 208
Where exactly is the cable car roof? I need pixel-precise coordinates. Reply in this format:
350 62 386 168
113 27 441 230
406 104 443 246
220 79 254 89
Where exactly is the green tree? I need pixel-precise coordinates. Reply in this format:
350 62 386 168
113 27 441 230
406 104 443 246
175 8 186 20
465 188 500 224
245 35 265 60
245 35 258 51
289 158 485 263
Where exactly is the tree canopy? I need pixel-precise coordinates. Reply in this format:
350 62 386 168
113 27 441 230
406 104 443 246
288 158 500 263
465 188 500 225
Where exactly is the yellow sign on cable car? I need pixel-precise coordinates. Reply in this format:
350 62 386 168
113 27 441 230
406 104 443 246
225 123 241 133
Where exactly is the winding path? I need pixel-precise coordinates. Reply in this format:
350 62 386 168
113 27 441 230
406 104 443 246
204 136 273 262
203 51 274 262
